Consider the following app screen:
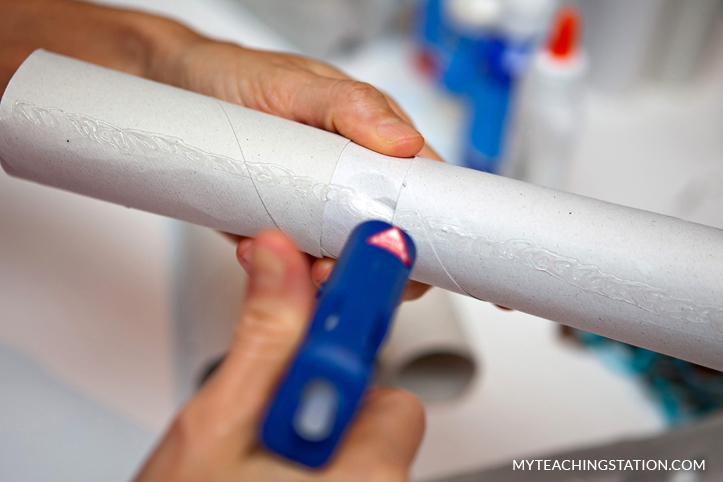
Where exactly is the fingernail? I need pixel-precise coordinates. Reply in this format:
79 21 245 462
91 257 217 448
377 118 419 144
238 239 253 272
250 243 286 291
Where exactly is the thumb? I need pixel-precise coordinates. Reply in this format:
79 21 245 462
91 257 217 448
192 230 316 448
290 78 425 158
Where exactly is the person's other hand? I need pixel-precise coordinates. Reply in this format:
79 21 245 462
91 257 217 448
148 31 439 300
133 230 425 482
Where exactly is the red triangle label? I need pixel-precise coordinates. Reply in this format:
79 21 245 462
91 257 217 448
366 227 410 266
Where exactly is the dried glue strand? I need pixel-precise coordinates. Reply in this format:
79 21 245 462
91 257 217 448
11 101 387 222
395 209 723 331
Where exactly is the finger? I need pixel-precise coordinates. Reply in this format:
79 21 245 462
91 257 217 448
303 68 442 163
190 230 316 448
326 388 425 478
181 45 426 159
289 77 425 158
238 238 317 277
237 237 254 272
402 281 431 301
310 257 335 287
311 258 430 301
381 93 416 127
382 92 444 162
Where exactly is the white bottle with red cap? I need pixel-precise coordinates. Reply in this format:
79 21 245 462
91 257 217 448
508 5 587 189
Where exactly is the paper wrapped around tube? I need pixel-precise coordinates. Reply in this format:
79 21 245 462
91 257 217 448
2 50 723 370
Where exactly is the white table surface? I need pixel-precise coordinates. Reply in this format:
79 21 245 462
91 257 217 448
1 1 721 480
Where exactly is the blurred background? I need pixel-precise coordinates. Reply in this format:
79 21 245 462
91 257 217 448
1 0 722 481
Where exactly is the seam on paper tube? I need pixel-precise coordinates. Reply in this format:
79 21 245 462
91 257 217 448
319 139 353 256
393 157 476 298
215 100 281 232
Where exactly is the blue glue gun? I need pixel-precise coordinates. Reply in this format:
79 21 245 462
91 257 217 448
260 220 416 468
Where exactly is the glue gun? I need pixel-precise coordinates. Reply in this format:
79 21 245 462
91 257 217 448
260 220 416 468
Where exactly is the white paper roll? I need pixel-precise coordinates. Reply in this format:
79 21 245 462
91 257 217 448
376 288 477 404
2 51 723 370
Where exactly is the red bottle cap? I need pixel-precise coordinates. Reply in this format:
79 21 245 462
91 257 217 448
547 6 580 60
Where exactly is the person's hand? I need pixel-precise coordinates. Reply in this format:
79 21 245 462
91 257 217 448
133 230 424 481
146 31 439 300
149 37 441 161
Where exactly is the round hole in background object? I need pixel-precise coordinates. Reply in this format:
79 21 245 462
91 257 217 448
395 351 476 403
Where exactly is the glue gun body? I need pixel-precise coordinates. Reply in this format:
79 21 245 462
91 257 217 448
260 220 416 468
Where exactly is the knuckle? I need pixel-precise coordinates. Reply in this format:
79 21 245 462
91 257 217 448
241 303 283 328
234 305 301 348
340 80 384 107
241 304 299 334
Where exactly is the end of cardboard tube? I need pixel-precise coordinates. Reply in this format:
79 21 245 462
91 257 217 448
395 350 477 403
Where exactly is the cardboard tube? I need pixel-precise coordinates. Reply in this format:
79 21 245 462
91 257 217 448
376 288 477 403
2 51 723 370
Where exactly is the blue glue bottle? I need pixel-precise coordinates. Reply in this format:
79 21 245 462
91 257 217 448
441 0 504 94
464 36 520 173
451 0 556 173
260 220 416 468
